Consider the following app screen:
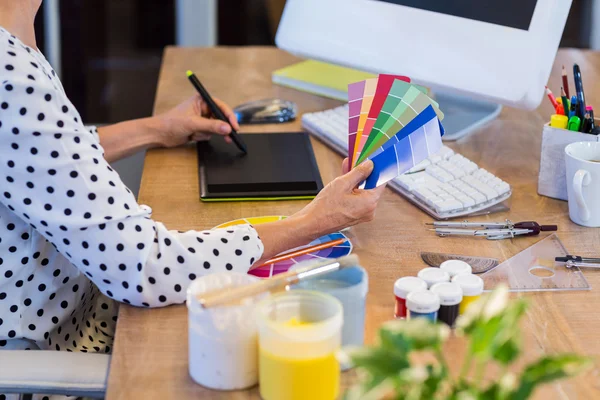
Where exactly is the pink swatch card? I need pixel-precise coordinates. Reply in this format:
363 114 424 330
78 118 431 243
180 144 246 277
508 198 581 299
348 80 366 162
350 78 378 166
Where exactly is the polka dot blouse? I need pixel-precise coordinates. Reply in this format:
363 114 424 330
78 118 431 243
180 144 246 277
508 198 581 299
0 27 264 355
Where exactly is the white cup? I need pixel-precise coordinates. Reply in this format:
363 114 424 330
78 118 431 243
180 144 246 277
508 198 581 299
565 142 600 227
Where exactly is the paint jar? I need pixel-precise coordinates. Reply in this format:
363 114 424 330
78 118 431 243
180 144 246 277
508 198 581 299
256 290 343 400
417 267 450 288
393 276 428 318
406 290 440 322
430 282 463 327
452 274 484 314
292 266 368 370
440 260 472 278
186 272 267 390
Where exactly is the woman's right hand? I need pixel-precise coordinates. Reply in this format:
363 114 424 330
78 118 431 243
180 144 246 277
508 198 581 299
292 159 386 239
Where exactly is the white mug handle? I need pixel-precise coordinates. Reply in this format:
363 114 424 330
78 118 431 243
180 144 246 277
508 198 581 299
572 169 591 222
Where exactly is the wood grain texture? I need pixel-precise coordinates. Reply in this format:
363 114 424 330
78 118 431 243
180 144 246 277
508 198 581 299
106 47 600 400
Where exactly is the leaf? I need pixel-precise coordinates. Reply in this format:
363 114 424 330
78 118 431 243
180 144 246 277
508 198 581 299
511 354 593 400
380 319 449 351
491 334 521 365
350 346 411 377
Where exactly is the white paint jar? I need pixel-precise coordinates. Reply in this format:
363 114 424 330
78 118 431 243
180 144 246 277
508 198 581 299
186 272 267 390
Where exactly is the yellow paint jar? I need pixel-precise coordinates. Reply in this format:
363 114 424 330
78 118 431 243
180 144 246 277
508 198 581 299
256 290 343 400
452 274 484 314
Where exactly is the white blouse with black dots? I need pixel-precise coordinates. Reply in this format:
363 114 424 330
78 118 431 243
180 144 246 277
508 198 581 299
0 27 264 357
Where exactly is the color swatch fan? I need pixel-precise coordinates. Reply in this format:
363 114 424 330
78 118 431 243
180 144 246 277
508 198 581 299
348 75 445 189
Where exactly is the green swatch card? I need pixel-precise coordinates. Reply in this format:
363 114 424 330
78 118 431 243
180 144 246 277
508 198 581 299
357 89 444 165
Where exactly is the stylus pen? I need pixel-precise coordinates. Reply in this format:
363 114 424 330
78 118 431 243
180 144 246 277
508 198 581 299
573 64 586 123
186 70 248 154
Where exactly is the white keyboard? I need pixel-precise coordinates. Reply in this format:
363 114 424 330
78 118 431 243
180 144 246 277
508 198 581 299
302 104 512 219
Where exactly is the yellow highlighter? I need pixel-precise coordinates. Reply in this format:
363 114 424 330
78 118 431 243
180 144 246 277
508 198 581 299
550 114 568 129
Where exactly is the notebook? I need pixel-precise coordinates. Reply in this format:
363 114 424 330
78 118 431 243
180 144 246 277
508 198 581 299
197 133 324 201
272 60 375 101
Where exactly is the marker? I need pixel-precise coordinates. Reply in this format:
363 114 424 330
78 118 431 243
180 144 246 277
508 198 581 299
586 105 595 131
186 70 248 155
550 114 568 129
562 65 570 98
545 86 559 109
556 103 565 116
560 87 569 111
569 96 578 118
582 112 592 133
573 64 586 120
567 116 581 132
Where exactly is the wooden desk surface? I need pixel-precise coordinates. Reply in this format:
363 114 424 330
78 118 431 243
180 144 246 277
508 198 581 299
106 47 600 400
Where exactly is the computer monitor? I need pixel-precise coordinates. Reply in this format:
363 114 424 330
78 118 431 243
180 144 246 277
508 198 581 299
276 0 572 140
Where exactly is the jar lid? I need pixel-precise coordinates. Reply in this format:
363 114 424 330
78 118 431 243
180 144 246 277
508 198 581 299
430 282 463 305
417 268 450 288
440 260 472 277
406 290 440 314
394 276 428 299
452 274 484 296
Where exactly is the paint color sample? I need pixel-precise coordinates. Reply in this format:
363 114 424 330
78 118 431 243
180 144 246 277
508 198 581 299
361 75 411 150
358 87 443 164
356 81 424 165
366 92 445 160
366 106 442 160
350 78 378 166
348 80 366 161
362 114 443 189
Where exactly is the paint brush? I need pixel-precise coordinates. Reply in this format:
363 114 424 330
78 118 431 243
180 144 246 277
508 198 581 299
198 254 359 308
250 238 346 271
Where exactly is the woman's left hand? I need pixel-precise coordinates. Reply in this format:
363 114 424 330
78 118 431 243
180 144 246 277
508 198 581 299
154 94 240 148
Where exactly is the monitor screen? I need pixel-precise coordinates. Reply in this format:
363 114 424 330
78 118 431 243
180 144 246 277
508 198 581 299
375 0 538 31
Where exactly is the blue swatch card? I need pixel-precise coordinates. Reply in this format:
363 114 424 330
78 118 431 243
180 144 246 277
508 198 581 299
366 105 443 160
362 113 443 189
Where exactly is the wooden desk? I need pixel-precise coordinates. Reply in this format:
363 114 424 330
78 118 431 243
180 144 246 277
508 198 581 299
106 47 600 399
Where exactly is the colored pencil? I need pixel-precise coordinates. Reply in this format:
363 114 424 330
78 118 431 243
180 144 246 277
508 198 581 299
562 66 570 98
545 86 559 109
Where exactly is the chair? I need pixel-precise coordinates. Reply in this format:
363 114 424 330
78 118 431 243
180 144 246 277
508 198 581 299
0 351 109 399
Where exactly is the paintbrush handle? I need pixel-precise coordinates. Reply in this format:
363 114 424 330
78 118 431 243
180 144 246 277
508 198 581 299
199 276 296 308
199 254 359 308
249 238 346 271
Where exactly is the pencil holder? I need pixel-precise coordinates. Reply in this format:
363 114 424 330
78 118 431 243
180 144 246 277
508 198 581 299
538 122 600 201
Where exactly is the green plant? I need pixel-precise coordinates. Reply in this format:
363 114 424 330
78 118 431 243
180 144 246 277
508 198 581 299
345 286 592 400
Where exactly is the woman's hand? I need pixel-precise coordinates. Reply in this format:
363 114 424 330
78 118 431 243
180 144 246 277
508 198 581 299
154 94 239 148
253 158 385 263
292 158 386 239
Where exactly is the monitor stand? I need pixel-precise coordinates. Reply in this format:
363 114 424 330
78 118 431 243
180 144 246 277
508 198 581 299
432 91 502 141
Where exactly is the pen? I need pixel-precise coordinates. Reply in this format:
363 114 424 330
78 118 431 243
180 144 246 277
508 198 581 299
562 65 570 97
569 96 577 118
545 86 559 109
573 64 586 120
186 70 248 154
